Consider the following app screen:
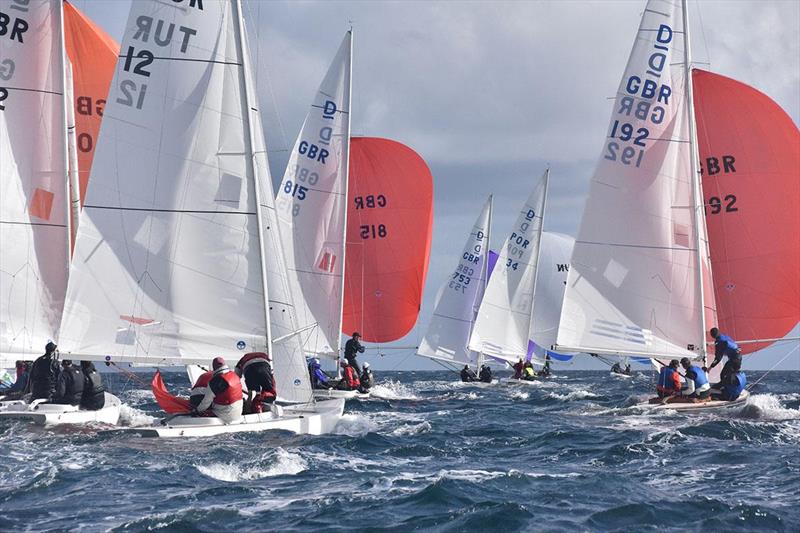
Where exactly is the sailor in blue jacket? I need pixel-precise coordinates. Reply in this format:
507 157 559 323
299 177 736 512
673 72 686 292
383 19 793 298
720 369 747 401
707 327 742 386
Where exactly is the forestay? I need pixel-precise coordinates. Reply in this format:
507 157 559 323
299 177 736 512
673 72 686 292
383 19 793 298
60 0 271 366
0 0 70 362
418 197 492 366
555 0 712 360
276 32 352 359
469 171 548 363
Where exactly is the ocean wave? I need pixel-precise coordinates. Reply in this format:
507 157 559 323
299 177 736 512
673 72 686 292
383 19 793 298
391 421 432 436
370 380 421 400
738 393 800 421
196 448 307 482
118 404 157 427
547 389 602 401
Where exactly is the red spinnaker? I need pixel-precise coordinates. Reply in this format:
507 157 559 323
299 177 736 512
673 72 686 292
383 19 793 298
342 138 434 342
693 69 800 354
64 1 119 204
151 370 191 414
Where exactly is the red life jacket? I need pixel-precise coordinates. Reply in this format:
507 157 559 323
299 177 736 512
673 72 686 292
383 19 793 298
236 352 270 373
210 369 243 405
344 366 360 388
190 371 213 397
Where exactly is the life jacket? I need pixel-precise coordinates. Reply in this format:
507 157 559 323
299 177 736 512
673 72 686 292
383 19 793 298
81 370 106 410
716 334 741 358
723 372 747 400
360 369 374 388
30 354 59 400
523 366 535 378
657 367 680 393
687 365 708 388
344 366 360 389
209 369 243 406
56 367 85 405
236 352 270 373
189 370 213 404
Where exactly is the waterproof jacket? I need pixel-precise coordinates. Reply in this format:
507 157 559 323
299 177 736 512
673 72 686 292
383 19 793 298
30 354 59 400
54 366 84 405
81 369 106 410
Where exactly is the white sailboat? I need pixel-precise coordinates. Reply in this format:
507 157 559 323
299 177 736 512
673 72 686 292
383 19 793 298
275 32 366 400
552 0 749 409
0 0 121 424
417 196 493 379
52 0 342 435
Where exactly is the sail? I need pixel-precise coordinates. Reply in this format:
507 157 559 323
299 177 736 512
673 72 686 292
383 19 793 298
342 137 434 342
60 0 270 366
63 0 118 204
152 370 191 414
276 32 352 359
555 0 705 359
528 232 574 360
0 0 69 361
693 69 800 354
418 198 491 365
468 171 548 363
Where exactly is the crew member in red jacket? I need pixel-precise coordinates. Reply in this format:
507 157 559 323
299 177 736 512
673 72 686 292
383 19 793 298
189 369 214 414
196 357 243 423
235 352 276 413
337 360 361 391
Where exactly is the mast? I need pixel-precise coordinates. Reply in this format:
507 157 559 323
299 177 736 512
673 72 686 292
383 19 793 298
56 0 71 264
65 62 81 249
476 194 493 371
525 167 550 365
681 0 710 364
232 0 273 354
336 29 354 375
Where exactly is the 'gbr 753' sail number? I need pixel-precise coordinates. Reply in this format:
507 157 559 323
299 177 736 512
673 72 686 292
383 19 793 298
116 1 203 111
605 24 675 169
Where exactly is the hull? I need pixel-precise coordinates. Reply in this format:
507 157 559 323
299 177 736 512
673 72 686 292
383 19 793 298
313 389 370 400
0 393 121 425
115 398 345 438
502 378 540 387
610 372 633 379
644 390 750 411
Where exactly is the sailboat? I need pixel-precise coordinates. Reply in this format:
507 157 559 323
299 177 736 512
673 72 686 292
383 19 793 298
0 0 121 424
276 34 433 400
50 0 343 436
553 0 799 411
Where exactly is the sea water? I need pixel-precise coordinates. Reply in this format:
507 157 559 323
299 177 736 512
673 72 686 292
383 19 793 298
1 371 798 531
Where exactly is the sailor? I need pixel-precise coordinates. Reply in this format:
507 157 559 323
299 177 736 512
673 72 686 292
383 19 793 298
478 364 492 383
80 361 106 410
344 332 366 374
189 369 214 410
196 357 243 423
512 358 524 380
308 358 333 390
53 360 84 406
30 342 61 401
680 357 710 400
611 362 622 374
522 362 536 381
235 352 276 413
460 365 478 382
0 361 30 400
540 353 552 377
719 367 747 401
656 359 682 400
359 362 375 393
337 360 361 391
707 327 742 385
624 364 631 375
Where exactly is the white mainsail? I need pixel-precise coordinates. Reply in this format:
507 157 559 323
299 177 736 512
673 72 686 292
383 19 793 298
468 170 549 363
528 232 574 356
59 0 299 383
554 0 713 360
276 32 352 359
0 0 70 362
418 197 492 366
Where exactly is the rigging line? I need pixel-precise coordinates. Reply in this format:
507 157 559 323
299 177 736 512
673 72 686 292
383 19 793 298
746 343 800 391
695 0 712 71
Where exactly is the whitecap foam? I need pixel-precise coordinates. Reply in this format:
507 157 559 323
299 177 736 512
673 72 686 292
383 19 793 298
369 380 421 400
118 404 157 427
738 393 800 421
196 448 307 482
509 390 529 400
333 413 380 437
547 389 601 401
391 421 432 436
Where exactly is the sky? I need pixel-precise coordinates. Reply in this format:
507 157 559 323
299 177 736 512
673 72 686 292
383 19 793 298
72 0 799 371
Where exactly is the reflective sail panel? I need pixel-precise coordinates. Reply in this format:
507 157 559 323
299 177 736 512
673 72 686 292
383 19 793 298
343 137 434 343
0 0 69 360
468 171 548 363
63 0 118 204
556 0 705 359
276 32 351 359
694 69 800 354
60 1 269 365
418 198 490 366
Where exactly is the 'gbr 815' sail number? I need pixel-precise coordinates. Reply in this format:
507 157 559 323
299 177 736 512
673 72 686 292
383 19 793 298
605 24 675 169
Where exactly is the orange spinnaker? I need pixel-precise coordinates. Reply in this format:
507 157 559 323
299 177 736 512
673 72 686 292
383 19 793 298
342 138 434 342
151 370 192 414
693 69 800 354
64 1 119 204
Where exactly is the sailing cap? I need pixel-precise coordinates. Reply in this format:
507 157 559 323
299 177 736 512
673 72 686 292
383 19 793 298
669 359 679 368
45 341 57 353
363 362 370 369
212 357 226 370
680 357 691 366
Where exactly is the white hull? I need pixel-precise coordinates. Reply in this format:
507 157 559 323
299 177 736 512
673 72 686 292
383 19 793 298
312 389 370 400
502 378 540 387
115 398 345 438
0 398 27 412
0 393 121 425
459 379 497 387
644 390 750 411
610 372 633 379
